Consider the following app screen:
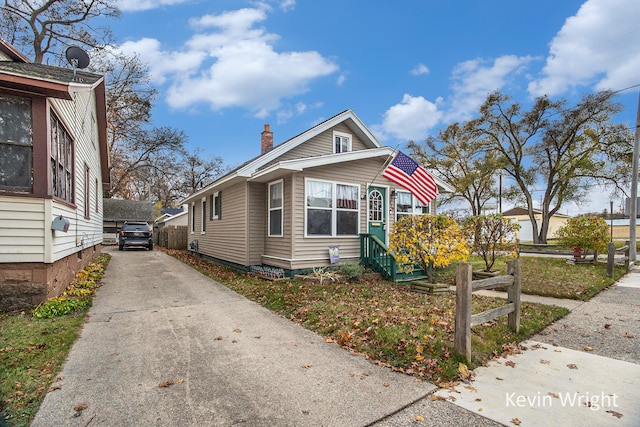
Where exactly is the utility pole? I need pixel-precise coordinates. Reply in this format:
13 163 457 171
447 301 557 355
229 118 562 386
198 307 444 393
629 92 640 265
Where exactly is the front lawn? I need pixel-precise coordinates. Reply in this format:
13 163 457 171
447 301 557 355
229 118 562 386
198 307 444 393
166 250 569 384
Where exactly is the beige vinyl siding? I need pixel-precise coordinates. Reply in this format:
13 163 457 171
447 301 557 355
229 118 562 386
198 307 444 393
0 197 46 262
288 158 384 270
193 181 249 266
248 182 266 265
272 123 369 164
48 91 104 262
262 176 292 266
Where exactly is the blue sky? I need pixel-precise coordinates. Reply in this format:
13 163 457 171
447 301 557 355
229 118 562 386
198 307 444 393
109 0 640 214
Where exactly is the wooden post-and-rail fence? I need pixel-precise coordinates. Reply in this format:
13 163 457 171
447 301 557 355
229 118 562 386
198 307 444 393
454 259 521 362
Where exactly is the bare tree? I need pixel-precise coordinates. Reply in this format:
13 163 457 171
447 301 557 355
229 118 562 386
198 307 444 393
474 89 633 243
408 122 501 216
1 0 120 63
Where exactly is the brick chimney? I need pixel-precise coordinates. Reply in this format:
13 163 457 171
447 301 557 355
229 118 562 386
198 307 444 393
261 124 273 154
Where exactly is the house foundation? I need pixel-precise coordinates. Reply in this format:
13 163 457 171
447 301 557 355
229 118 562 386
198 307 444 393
0 245 101 311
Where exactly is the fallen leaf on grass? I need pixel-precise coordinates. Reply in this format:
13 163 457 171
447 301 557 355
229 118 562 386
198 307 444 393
505 360 516 368
567 364 578 370
458 363 471 380
607 410 623 418
158 380 174 388
511 418 522 425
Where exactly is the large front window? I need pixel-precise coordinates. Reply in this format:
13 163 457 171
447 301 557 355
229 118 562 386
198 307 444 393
396 191 430 220
269 180 283 236
50 113 74 203
0 95 32 193
306 179 359 236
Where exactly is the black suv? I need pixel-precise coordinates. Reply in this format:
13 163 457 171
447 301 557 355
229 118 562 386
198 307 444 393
118 221 153 251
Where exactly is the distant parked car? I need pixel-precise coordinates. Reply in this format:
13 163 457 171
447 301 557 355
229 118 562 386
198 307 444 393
118 221 153 251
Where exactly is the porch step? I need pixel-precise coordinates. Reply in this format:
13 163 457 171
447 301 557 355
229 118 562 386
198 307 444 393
410 280 450 294
395 275 429 283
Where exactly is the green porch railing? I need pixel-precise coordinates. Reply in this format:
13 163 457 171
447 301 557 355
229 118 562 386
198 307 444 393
360 233 398 281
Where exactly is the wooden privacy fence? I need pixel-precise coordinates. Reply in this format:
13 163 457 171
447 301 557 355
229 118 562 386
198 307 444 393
454 259 521 362
156 225 188 250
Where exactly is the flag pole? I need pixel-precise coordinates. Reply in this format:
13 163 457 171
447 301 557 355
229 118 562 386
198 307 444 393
368 144 399 189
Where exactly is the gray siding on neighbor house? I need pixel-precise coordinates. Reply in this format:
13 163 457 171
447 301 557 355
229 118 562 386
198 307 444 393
191 181 250 266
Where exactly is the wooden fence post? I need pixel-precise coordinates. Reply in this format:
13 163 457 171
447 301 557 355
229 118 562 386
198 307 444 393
454 262 473 362
507 258 521 333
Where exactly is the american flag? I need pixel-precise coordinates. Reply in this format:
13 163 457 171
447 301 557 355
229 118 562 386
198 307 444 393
382 151 439 205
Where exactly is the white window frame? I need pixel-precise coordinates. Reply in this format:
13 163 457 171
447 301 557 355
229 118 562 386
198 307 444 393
201 197 206 234
395 190 430 221
333 131 352 154
191 202 196 234
304 178 360 238
268 179 284 237
210 191 220 220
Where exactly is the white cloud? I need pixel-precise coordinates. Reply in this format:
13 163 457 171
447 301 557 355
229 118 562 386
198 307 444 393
121 7 338 117
447 55 534 121
528 0 640 97
116 0 190 12
373 94 443 142
410 63 429 76
278 0 296 12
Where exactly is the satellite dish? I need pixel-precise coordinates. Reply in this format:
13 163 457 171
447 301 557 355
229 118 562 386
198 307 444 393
65 46 90 69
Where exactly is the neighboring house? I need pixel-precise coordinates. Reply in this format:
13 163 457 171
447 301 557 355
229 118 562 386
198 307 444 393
0 39 110 310
181 110 454 277
155 210 188 229
102 198 155 243
604 218 640 240
502 207 570 242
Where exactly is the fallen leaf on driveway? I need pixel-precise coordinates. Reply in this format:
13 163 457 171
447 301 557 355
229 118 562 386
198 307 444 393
584 346 594 351
215 336 223 341
548 392 559 398
511 418 522 425
415 415 425 422
233 329 242 333
301 364 312 369
505 360 516 368
567 364 578 370
158 380 174 388
607 410 623 418
540 359 550 365
383 382 390 387
496 377 503 381
428 395 446 401
604 324 611 329
73 403 88 412
458 363 471 379
621 332 634 338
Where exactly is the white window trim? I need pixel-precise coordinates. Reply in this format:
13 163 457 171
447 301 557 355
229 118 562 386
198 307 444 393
191 202 196 234
304 177 360 238
395 190 430 221
268 179 284 237
332 130 352 154
212 191 220 220
201 197 206 234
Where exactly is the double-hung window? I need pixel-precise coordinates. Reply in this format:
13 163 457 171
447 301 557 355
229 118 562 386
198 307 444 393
201 198 206 233
306 179 359 237
0 95 32 193
268 180 283 236
50 112 74 203
333 131 352 153
395 191 430 220
209 192 221 220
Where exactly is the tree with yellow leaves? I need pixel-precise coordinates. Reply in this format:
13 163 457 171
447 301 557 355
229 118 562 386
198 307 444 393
389 214 469 283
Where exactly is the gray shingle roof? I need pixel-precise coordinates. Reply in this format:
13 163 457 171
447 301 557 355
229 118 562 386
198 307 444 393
0 61 102 85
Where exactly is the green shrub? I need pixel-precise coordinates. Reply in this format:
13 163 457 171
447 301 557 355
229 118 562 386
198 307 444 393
32 297 91 319
339 262 364 281
555 216 609 259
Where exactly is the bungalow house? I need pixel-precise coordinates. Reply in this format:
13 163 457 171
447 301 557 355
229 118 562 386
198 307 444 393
181 110 453 278
502 207 570 242
0 39 110 310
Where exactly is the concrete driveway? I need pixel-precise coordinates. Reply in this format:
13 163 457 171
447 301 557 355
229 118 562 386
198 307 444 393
31 247 437 426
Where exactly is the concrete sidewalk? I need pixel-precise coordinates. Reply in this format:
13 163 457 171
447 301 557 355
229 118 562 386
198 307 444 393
432 267 640 426
31 247 453 427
